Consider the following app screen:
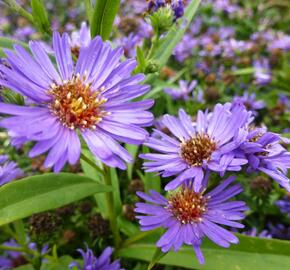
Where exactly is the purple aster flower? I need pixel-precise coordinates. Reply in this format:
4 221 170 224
232 92 265 116
141 103 250 191
164 80 197 101
195 88 205 103
70 22 91 50
135 176 247 264
239 128 290 191
269 34 290 51
243 227 272 238
14 26 36 41
253 58 272 86
0 155 23 186
118 33 141 58
278 94 290 112
69 247 124 270
0 239 48 269
212 0 239 14
276 196 290 218
268 223 290 240
0 32 153 172
147 0 187 19
171 0 185 19
174 34 197 62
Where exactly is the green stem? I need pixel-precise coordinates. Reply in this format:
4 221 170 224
146 31 160 61
80 153 105 176
0 245 33 254
103 166 121 248
121 229 159 248
3 0 34 24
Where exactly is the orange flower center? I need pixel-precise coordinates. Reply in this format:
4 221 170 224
180 134 217 166
48 75 107 130
167 187 208 224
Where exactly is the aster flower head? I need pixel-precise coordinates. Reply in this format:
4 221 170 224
232 92 265 116
268 223 290 240
70 22 91 57
164 80 197 100
141 103 250 191
253 58 272 86
0 32 153 172
276 196 290 218
135 176 247 264
69 247 124 270
0 155 23 186
239 128 290 191
242 227 272 239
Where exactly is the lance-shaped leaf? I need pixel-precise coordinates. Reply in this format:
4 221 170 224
118 231 290 270
31 0 51 34
90 0 120 39
0 173 112 225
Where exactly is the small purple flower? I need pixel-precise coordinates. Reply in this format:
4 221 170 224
278 94 290 112
276 196 290 218
135 176 247 264
147 0 186 19
69 247 124 270
174 34 197 62
0 32 153 172
232 92 265 116
0 155 23 186
243 227 272 238
171 0 185 19
141 103 250 191
268 223 290 240
164 80 197 100
269 34 290 51
0 239 48 269
70 22 91 49
239 129 290 191
118 33 141 58
253 58 272 86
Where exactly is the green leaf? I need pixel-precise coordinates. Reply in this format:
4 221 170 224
90 0 121 39
0 36 29 57
41 256 74 270
118 216 139 237
125 144 139 180
231 67 255 76
135 46 147 73
110 167 122 215
31 0 51 34
148 247 167 270
80 149 108 218
152 0 201 67
118 232 290 270
0 173 112 225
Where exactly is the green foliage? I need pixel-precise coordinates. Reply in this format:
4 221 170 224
152 0 201 67
90 0 121 39
41 256 74 270
31 0 51 34
0 173 112 225
118 232 290 270
0 36 29 57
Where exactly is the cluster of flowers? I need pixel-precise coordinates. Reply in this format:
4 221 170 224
0 0 289 268
135 102 290 263
0 22 289 266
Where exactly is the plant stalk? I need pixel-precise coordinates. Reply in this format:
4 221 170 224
103 165 121 248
